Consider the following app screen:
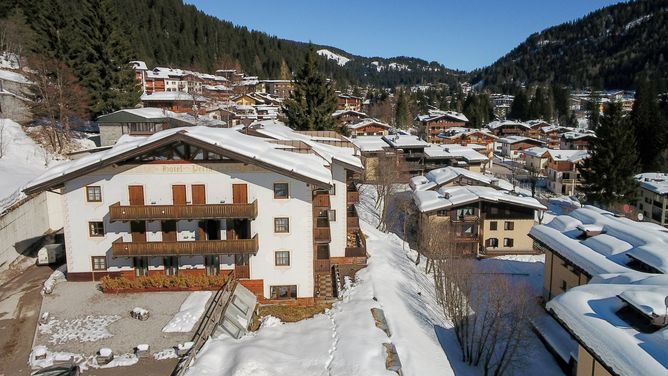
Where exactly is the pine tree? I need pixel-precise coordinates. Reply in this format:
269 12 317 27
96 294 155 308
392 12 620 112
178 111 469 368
283 46 338 131
509 90 529 121
394 90 411 128
631 79 665 171
579 102 639 206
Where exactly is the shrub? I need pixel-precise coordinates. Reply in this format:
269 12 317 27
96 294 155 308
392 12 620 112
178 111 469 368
99 273 229 290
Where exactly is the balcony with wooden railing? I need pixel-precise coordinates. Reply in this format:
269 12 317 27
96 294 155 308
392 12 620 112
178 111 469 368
313 192 331 208
346 190 359 204
453 234 479 243
111 235 259 257
314 259 331 273
314 227 331 243
109 200 258 222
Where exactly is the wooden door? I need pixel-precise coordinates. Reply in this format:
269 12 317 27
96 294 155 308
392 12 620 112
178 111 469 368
232 184 247 204
192 184 206 205
128 186 144 206
130 221 146 242
161 220 177 242
226 219 237 240
172 185 186 205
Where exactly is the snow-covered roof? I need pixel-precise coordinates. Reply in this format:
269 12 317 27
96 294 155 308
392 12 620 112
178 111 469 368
422 145 488 162
561 130 596 140
413 185 545 213
24 126 363 194
381 135 428 149
409 166 513 192
547 149 589 163
498 135 545 145
487 120 530 131
438 127 497 140
416 110 468 123
547 282 668 376
130 60 148 70
350 136 388 153
331 109 368 118
530 206 668 275
523 147 550 158
635 173 668 195
345 118 391 130
0 69 30 84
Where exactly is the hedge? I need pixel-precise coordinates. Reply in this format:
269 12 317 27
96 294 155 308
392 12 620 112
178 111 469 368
100 273 229 290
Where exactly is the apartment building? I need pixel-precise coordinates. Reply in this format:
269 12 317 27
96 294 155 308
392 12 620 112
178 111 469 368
635 172 668 226
545 149 589 196
498 136 546 159
529 206 668 376
97 108 197 146
416 110 469 144
23 126 365 304
413 185 545 258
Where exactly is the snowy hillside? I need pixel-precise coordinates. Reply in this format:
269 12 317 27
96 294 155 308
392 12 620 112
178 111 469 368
317 49 351 66
185 187 562 376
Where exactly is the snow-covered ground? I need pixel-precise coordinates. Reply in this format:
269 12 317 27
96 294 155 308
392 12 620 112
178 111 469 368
39 315 121 345
162 291 212 333
185 186 564 376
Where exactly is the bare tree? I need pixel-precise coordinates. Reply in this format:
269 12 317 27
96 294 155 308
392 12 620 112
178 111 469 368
372 151 407 232
27 55 88 153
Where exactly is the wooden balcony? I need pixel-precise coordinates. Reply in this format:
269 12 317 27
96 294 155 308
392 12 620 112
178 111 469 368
111 235 259 257
453 234 479 243
347 216 360 229
314 227 331 243
345 247 366 258
452 215 480 223
109 200 258 221
346 191 359 203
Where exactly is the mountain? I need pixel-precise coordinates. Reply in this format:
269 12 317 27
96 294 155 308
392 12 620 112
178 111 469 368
471 0 668 90
103 0 462 88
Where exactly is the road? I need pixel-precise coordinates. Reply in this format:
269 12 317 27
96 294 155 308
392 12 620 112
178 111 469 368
0 263 53 376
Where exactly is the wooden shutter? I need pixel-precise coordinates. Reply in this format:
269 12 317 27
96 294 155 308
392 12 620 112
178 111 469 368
232 184 248 204
128 186 144 206
172 185 186 205
192 184 206 205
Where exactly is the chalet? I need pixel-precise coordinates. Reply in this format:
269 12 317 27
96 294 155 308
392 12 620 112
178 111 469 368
538 125 562 149
413 185 545 258
634 172 668 226
260 80 294 99
140 91 207 114
23 126 365 304
332 109 368 126
415 110 468 144
231 93 263 106
422 144 489 172
545 150 589 196
529 206 668 376
409 166 514 192
438 128 497 162
487 120 531 138
336 94 363 112
345 118 391 137
498 136 546 159
561 131 595 150
381 134 429 178
203 84 233 102
97 108 197 146
522 147 550 176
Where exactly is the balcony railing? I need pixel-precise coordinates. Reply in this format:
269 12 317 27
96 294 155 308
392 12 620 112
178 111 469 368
453 234 479 242
313 193 330 207
111 235 259 257
452 215 479 223
346 191 359 203
109 200 258 221
314 227 331 243
347 216 360 229
314 259 331 273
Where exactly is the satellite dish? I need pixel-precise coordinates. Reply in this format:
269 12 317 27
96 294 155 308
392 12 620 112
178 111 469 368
638 213 644 221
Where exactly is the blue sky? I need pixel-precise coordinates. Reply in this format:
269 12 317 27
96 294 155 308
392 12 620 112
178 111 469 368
186 0 623 71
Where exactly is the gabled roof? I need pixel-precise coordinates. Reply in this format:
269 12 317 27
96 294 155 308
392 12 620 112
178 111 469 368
523 147 550 158
23 126 355 194
332 109 368 118
416 110 468 123
141 91 206 102
547 149 589 163
382 134 428 149
346 118 391 130
498 135 545 145
635 172 668 195
409 166 513 192
96 108 196 125
413 185 545 213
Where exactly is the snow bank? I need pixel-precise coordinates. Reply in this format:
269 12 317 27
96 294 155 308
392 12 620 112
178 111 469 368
42 264 67 294
162 291 212 333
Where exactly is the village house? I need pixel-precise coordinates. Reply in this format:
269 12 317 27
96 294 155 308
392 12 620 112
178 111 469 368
345 118 391 137
560 130 595 150
413 185 545 258
409 166 514 192
523 147 550 176
415 110 469 144
498 136 546 159
422 144 489 173
23 125 365 304
140 91 208 114
259 80 294 99
538 125 562 149
487 120 531 138
331 109 368 127
529 206 668 376
97 108 199 146
336 94 363 112
545 149 589 196
438 127 497 163
634 172 668 226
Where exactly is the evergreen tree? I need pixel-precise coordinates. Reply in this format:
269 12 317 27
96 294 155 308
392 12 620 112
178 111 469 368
579 102 639 206
463 93 493 128
394 90 411 128
283 46 338 131
509 90 529 121
631 79 665 171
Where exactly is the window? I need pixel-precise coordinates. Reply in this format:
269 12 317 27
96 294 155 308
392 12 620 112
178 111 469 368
86 186 102 202
273 183 289 199
317 244 330 259
436 210 448 217
327 209 336 222
486 238 499 248
504 221 514 230
490 221 498 231
88 221 104 237
275 251 290 266
503 238 514 247
274 217 289 233
270 285 297 300
91 256 106 271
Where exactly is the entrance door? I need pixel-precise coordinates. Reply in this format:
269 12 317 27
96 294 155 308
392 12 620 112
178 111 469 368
205 255 220 276
192 184 206 205
172 185 186 205
234 254 250 278
232 184 248 204
130 221 146 242
128 185 144 206
161 220 177 242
